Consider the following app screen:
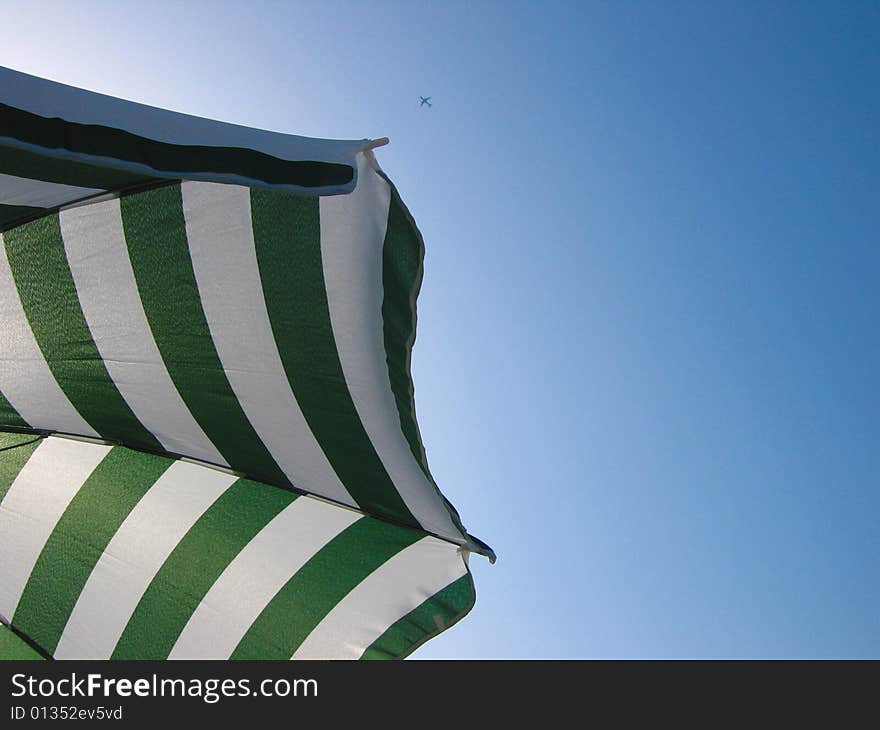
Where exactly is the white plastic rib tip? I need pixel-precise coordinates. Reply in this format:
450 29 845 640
361 137 390 151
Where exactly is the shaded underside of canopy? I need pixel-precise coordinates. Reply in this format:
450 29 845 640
0 66 491 659
0 65 363 233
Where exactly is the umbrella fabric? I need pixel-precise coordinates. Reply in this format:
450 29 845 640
0 66 490 660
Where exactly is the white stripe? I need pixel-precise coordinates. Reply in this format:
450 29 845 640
0 234 98 437
169 497 360 659
292 536 467 659
0 438 111 622
54 461 236 659
0 172 103 208
319 153 462 543
59 199 227 467
182 182 353 505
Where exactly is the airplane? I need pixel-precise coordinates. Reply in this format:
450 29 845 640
419 96 432 108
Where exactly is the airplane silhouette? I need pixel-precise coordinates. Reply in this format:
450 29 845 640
419 96 432 108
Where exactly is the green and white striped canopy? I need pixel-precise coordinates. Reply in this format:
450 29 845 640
0 66 491 660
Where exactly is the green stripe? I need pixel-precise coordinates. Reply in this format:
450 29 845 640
381 190 433 478
360 573 475 660
0 433 42 505
3 214 163 451
0 390 30 431
230 517 422 659
0 203 47 233
2 104 354 190
381 187 469 537
0 624 45 660
12 448 170 654
0 146 152 191
112 479 296 659
250 189 416 525
120 184 289 486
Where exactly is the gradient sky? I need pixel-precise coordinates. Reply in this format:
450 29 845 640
3 0 877 658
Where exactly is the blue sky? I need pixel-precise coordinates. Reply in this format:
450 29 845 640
3 0 878 657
